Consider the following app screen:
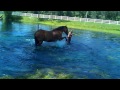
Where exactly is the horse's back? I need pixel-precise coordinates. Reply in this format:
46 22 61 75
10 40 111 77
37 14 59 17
35 30 45 37
34 29 54 42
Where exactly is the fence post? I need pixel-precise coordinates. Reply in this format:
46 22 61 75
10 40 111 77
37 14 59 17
101 19 103 23
37 14 38 18
49 15 50 19
55 15 56 19
117 21 118 25
94 19 96 23
24 13 26 16
79 18 81 22
109 20 110 24
31 13 32 17
74 17 75 21
67 16 68 20
86 18 88 22
61 16 62 20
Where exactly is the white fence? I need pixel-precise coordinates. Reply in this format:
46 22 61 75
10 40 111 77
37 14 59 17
12 12 120 25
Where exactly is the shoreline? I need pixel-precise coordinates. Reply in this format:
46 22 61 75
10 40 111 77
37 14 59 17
11 16 120 35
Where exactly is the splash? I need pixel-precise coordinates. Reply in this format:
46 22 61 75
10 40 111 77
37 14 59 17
56 40 66 48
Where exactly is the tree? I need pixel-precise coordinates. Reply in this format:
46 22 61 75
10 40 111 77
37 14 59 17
89 11 97 19
3 11 12 23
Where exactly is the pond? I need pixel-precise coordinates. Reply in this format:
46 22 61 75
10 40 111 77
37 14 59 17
0 21 120 79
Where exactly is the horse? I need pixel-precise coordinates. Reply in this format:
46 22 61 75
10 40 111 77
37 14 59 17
34 26 68 46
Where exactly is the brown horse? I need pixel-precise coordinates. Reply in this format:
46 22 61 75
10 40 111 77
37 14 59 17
34 26 68 46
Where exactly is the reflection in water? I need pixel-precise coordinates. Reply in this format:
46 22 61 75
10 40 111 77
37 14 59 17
0 20 120 78
1 21 12 31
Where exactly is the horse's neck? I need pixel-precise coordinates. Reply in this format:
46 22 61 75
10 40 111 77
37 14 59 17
52 30 62 34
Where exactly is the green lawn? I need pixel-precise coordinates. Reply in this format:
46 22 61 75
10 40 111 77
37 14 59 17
12 16 120 35
38 19 120 35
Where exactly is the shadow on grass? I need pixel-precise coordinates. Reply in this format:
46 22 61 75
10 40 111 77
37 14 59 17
56 20 70 22
12 16 23 23
38 18 50 21
38 18 70 22
113 29 120 31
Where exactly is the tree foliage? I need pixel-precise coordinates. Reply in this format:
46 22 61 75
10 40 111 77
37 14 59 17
2 11 120 21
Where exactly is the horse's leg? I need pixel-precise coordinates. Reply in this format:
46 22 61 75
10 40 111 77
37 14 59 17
34 36 43 46
38 38 43 46
34 36 39 46
37 40 43 46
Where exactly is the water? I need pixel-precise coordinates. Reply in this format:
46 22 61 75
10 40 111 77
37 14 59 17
0 21 120 79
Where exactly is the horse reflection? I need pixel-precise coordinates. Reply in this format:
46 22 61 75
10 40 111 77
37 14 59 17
34 26 68 46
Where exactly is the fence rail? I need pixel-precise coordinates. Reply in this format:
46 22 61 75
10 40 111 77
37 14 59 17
12 12 120 25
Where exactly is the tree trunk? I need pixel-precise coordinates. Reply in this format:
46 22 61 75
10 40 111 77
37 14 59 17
3 11 12 23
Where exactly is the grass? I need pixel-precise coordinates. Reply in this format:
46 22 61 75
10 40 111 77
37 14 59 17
38 19 120 35
0 75 14 79
12 16 120 35
26 69 74 79
0 69 75 79
0 68 89 79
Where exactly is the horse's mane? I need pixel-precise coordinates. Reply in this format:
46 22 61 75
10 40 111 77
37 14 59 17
52 26 66 31
37 26 67 32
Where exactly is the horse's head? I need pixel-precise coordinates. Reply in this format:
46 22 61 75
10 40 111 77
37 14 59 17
52 26 68 35
62 26 68 35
